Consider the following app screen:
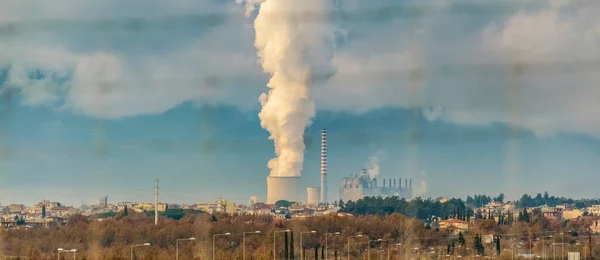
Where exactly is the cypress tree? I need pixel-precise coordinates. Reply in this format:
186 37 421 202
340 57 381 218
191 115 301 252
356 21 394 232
285 231 289 259
42 205 46 219
495 236 501 255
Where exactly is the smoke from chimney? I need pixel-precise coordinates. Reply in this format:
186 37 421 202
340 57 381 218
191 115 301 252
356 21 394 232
239 0 338 177
366 150 383 180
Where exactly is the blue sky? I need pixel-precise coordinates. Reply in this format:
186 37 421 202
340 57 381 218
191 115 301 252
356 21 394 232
1 0 600 206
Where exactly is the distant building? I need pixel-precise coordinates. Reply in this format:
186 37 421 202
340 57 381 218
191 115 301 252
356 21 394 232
563 210 583 220
98 196 108 206
339 169 412 202
587 205 600 216
590 221 600 234
225 203 236 214
9 204 24 213
438 219 469 235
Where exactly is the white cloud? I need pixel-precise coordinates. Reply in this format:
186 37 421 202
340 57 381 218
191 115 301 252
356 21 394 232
1 0 600 138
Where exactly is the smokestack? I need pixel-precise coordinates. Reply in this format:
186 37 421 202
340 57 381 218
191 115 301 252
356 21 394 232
383 178 386 188
320 129 327 204
410 179 412 189
393 178 396 187
405 178 408 188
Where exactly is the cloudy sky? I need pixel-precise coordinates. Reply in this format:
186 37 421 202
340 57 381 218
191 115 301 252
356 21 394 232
1 0 599 206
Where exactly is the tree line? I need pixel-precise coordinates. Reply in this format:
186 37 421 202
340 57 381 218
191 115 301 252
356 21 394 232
339 192 600 219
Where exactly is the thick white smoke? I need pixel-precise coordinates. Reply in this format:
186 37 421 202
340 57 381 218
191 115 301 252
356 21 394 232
239 0 337 177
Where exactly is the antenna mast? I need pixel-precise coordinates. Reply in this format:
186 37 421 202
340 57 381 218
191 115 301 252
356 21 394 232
154 173 159 226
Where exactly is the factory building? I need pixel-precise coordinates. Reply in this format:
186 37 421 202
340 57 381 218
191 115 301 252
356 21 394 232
339 169 412 202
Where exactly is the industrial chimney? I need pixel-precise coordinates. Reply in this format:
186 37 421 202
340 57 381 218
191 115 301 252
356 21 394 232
320 129 327 204
409 179 412 189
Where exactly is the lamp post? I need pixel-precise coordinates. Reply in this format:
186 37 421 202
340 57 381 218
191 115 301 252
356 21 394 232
560 232 564 260
176 237 195 260
243 231 261 260
213 232 231 260
326 232 340 260
57 248 77 260
130 243 151 260
300 231 317 260
273 229 291 260
348 234 364 260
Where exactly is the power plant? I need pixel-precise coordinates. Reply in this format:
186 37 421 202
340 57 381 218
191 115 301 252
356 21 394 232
339 169 413 202
266 127 415 205
266 176 300 204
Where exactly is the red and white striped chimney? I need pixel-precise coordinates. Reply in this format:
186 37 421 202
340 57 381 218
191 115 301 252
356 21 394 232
320 129 327 204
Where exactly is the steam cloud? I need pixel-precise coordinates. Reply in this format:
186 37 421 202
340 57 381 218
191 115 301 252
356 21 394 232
239 0 338 177
366 150 384 180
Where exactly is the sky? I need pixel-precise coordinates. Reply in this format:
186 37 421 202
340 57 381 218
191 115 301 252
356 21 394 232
1 0 600 206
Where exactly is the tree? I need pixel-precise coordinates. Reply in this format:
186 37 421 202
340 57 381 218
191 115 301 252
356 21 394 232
495 236 501 255
493 193 505 203
458 232 466 246
339 199 345 208
42 205 46 219
474 234 485 256
275 200 293 208
284 230 289 259
123 205 129 217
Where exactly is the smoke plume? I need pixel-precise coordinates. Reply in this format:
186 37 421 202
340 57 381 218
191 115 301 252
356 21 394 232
239 0 337 177
366 150 384 180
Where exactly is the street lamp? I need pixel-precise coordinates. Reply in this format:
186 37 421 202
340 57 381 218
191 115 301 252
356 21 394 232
57 248 77 260
301 231 317 260
176 237 195 260
213 232 231 260
326 232 341 260
273 229 291 260
560 232 564 260
348 234 364 260
130 243 151 260
243 231 261 260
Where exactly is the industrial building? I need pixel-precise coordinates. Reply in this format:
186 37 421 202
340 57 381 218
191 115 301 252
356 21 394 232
339 169 413 202
266 176 300 204
267 128 329 205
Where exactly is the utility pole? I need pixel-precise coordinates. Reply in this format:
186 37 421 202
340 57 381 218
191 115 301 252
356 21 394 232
589 227 592 260
154 173 159 226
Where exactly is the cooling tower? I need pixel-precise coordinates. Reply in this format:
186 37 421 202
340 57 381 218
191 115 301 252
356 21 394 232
249 196 259 205
306 187 321 205
320 129 327 204
267 176 300 204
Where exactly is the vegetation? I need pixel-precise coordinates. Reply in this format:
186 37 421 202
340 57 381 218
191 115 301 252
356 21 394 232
340 196 472 220
1 208 599 259
340 192 600 220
